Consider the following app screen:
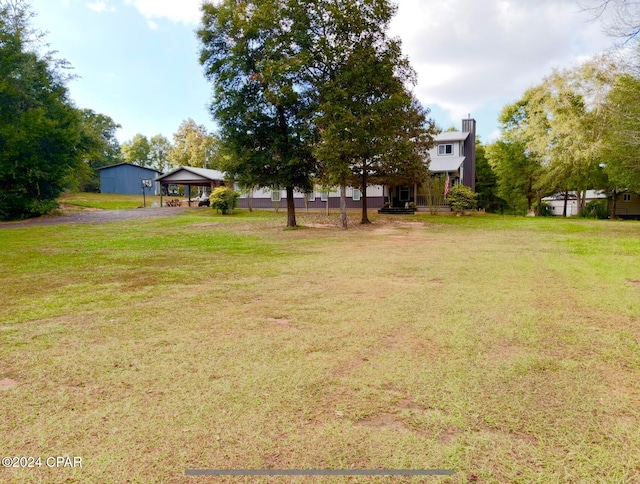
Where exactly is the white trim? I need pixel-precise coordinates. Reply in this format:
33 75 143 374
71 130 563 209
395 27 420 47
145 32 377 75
438 144 453 156
352 188 361 201
623 193 632 202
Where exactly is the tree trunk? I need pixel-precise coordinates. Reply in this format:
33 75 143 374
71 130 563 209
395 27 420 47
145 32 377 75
535 190 542 216
610 190 618 219
562 191 568 217
286 185 296 227
340 183 347 229
360 171 370 224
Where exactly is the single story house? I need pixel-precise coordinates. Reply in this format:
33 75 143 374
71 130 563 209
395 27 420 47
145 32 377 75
543 190 640 219
236 118 477 211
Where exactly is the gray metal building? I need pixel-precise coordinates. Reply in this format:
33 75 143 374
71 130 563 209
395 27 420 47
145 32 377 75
98 163 162 195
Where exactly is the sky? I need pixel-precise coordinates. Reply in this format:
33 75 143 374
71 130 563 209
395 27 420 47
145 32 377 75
28 0 619 144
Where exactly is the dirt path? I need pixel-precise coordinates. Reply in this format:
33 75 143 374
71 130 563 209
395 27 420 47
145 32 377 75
0 207 198 228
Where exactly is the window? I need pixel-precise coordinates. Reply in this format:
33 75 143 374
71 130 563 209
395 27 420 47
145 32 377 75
306 191 315 201
399 187 410 202
352 188 361 201
438 144 453 155
623 193 632 202
271 187 281 202
320 191 329 202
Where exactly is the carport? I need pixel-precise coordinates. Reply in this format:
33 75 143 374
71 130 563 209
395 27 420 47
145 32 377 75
155 167 227 207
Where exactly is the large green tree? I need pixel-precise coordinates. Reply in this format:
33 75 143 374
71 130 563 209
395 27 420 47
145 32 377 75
0 0 84 220
199 0 316 227
312 2 434 225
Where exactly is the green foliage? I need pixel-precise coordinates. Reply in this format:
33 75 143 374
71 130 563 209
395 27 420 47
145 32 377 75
422 175 446 214
210 186 239 214
70 109 122 192
486 139 540 214
149 134 172 172
199 1 317 227
600 72 640 192
447 185 478 212
0 0 85 220
198 0 431 226
121 134 151 167
474 138 501 212
581 199 609 219
168 118 216 169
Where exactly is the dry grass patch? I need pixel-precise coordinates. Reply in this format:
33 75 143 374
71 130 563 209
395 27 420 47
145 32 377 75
1 212 639 482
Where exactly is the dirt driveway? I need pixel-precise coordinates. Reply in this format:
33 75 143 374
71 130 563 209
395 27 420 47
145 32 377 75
0 207 198 229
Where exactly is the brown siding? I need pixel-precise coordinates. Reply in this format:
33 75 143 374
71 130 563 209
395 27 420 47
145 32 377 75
615 193 640 218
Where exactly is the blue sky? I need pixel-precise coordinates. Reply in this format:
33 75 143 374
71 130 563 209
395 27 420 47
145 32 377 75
29 0 617 145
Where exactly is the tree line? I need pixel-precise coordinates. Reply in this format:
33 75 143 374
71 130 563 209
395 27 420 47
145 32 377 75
484 53 640 217
0 0 219 220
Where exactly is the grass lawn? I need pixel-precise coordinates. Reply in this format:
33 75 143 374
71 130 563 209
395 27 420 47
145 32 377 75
58 192 172 210
1 205 639 482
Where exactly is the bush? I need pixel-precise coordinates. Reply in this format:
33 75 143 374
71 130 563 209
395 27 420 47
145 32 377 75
536 201 553 217
210 187 239 214
447 185 477 212
581 199 608 219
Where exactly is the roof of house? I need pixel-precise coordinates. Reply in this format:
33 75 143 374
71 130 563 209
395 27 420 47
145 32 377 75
428 157 465 173
156 166 226 183
97 162 163 173
435 131 470 143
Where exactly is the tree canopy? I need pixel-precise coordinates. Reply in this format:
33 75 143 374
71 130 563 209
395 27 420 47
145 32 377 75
0 0 84 219
198 0 432 226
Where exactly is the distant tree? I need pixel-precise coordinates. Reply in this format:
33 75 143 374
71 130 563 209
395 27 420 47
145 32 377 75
148 134 172 172
121 134 151 167
599 71 640 215
486 139 541 215
0 0 85 219
474 137 501 212
71 109 122 192
168 118 217 169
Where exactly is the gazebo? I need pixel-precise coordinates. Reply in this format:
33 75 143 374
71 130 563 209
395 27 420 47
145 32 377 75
156 167 227 207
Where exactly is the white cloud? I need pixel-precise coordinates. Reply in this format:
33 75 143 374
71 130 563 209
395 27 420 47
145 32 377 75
123 0 202 25
389 0 616 125
86 1 115 13
147 20 159 30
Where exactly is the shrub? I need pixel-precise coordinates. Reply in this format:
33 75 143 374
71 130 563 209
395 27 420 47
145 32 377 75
210 187 239 214
447 185 477 212
581 199 608 219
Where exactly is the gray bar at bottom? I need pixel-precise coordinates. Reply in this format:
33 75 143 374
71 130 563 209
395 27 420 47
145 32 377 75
185 469 455 476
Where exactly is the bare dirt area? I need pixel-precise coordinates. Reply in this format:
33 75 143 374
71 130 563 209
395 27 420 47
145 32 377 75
0 207 197 228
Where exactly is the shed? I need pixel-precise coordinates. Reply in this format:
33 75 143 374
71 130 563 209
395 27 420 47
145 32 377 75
98 163 162 195
155 167 227 207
